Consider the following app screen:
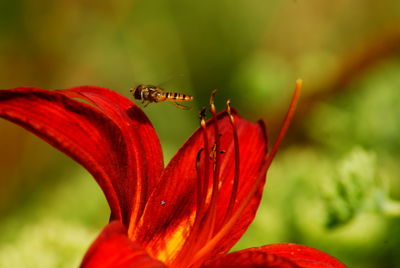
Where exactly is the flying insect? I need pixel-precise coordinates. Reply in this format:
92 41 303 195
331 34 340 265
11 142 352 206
130 85 193 109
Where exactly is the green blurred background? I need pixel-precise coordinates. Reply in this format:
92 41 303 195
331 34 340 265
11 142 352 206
1 0 400 267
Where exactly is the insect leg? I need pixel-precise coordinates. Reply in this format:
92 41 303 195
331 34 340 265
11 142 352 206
171 102 191 110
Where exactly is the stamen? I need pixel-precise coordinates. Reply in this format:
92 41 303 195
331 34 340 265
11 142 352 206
223 99 240 223
196 148 204 170
210 89 217 113
182 90 222 266
195 107 209 221
172 107 211 267
226 99 234 123
189 80 302 267
195 148 205 214
265 79 302 167
199 108 211 211
203 89 221 240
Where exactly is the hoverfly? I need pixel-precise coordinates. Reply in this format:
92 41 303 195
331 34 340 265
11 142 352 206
130 85 193 109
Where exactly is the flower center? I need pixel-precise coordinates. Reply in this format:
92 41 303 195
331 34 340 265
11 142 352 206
171 91 242 268
172 80 302 268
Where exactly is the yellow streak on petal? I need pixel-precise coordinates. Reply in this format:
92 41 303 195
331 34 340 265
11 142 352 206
149 211 196 264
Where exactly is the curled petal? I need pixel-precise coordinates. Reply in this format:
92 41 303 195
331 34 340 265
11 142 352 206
58 86 164 225
0 87 130 221
81 222 166 268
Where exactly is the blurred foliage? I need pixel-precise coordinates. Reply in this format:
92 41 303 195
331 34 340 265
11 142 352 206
0 219 95 268
1 0 400 267
323 147 380 229
307 60 400 157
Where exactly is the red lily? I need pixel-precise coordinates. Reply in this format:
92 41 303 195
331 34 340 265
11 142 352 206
0 81 346 268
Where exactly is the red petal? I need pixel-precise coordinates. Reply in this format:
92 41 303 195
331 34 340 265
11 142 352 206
202 248 299 268
81 221 166 268
0 87 132 222
202 243 346 268
259 243 346 268
132 110 268 263
58 86 163 225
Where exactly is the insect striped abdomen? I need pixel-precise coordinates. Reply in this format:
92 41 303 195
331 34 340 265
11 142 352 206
164 92 193 102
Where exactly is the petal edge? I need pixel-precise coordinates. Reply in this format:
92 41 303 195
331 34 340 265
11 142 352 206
81 222 166 268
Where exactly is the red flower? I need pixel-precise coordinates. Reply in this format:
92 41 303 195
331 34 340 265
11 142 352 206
0 82 346 268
